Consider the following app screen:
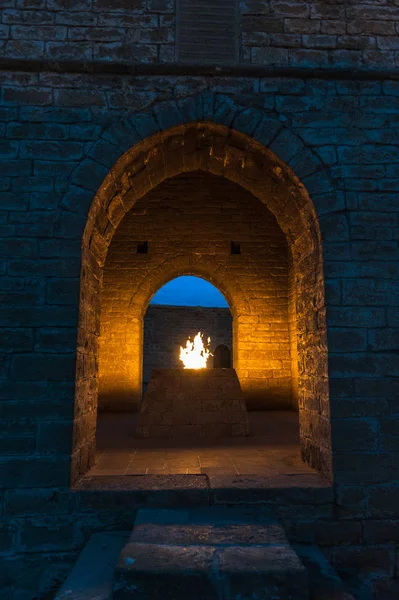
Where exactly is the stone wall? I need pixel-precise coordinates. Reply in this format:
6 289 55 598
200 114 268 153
142 304 233 388
1 0 399 68
1 4 399 591
99 171 291 412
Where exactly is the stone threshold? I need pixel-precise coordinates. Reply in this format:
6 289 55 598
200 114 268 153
72 473 333 508
1 58 399 81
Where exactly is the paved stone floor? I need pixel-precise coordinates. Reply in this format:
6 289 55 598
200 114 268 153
88 411 316 477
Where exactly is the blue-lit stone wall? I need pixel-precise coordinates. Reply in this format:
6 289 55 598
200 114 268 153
1 2 399 597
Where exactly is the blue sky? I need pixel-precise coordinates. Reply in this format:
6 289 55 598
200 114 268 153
150 276 229 307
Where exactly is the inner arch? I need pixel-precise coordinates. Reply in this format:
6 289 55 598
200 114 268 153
150 276 229 308
143 275 233 394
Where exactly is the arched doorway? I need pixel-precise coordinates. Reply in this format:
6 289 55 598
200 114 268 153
142 275 232 396
98 170 291 414
73 122 330 484
213 345 231 368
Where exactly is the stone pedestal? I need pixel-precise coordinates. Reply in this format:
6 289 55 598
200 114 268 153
135 368 251 438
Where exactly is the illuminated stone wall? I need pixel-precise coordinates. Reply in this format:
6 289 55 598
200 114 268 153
71 121 330 487
99 171 291 412
142 305 233 390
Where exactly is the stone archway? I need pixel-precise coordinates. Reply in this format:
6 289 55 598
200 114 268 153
72 120 330 484
98 167 291 416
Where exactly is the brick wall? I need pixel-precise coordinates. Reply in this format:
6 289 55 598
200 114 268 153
1 46 399 599
240 0 399 67
1 1 399 67
142 304 233 388
99 171 291 411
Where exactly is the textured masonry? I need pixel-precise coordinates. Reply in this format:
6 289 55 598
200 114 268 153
1 6 399 592
142 305 233 391
99 170 291 413
2 0 399 67
135 368 251 438
73 119 329 488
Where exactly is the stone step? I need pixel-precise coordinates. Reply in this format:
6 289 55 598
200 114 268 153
113 507 309 600
55 531 128 600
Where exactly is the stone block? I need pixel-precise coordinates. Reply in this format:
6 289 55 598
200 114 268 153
0 435 36 456
328 328 367 353
363 520 399 544
334 453 399 486
320 214 349 241
136 368 250 439
4 488 70 517
331 418 378 452
37 421 73 454
212 94 239 127
0 140 19 158
153 100 182 131
147 0 173 12
18 516 80 552
0 523 17 553
39 239 81 258
5 39 45 58
10 353 76 382
130 506 286 546
88 138 122 167
368 485 399 518
46 41 93 59
46 279 80 305
71 158 109 191
114 543 218 600
327 307 386 328
208 474 333 506
330 545 395 579
219 545 308 600
269 127 304 163
232 108 263 137
0 329 34 353
0 456 70 488
75 475 210 509
20 140 84 161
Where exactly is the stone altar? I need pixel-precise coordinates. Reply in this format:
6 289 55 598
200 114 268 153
135 368 251 438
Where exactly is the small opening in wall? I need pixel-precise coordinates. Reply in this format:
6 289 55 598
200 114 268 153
137 241 148 254
231 241 241 255
213 344 231 368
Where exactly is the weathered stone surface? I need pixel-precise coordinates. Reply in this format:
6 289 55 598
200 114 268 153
136 368 251 438
130 506 285 546
208 474 333 506
1 16 399 593
114 507 308 599
74 474 210 508
114 543 218 600
219 545 308 600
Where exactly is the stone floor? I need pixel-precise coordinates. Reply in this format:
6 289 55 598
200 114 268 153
88 410 316 477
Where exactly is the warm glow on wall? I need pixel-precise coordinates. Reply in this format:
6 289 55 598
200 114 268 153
179 332 212 369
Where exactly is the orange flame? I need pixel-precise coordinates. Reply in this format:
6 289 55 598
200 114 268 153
179 332 212 369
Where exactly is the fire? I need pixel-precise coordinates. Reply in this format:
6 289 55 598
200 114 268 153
179 332 212 369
